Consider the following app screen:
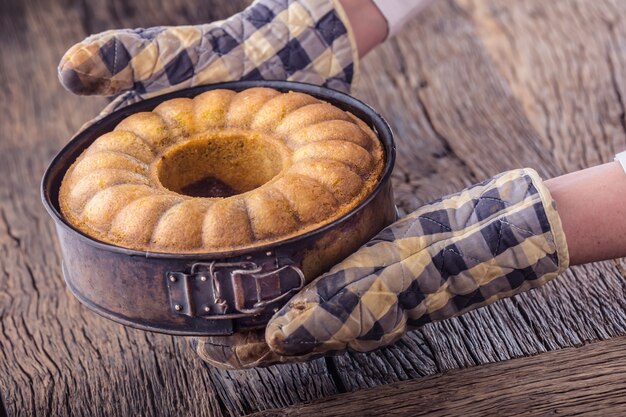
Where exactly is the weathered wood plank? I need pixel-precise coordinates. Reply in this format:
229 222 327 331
206 362 339 416
465 0 626 170
2 0 626 415
251 335 626 417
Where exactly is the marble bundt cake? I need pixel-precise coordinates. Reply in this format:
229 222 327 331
59 87 385 253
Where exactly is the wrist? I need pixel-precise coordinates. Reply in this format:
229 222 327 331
545 161 626 265
338 0 387 57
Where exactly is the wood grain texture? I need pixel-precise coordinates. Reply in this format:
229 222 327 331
1 0 626 415
0 1 338 416
251 335 626 417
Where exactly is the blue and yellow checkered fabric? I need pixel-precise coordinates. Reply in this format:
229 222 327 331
265 168 569 357
58 0 358 113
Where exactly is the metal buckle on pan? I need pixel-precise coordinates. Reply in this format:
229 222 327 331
167 258 305 319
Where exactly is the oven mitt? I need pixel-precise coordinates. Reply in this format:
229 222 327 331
58 0 358 117
264 168 570 357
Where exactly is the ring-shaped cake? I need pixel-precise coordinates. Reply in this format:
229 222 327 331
59 87 385 253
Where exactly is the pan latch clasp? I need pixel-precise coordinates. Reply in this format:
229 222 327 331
166 256 305 319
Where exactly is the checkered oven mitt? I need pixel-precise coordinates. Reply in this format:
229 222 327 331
262 168 569 357
58 0 358 116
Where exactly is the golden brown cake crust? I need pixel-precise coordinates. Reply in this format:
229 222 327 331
59 88 385 253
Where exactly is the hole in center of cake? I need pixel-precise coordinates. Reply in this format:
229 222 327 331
157 133 287 198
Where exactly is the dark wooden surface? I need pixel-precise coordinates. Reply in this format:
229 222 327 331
250 335 626 417
2 0 626 416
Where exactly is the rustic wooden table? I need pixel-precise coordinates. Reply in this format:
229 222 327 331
3 0 626 415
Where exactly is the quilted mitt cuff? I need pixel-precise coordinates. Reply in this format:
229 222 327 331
58 0 358 97
266 168 570 356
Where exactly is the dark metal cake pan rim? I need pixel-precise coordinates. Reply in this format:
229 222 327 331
41 80 396 260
